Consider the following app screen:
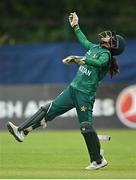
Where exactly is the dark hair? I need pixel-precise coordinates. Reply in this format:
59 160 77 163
109 56 120 78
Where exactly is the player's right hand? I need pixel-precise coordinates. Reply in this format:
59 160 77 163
69 12 79 28
62 56 85 65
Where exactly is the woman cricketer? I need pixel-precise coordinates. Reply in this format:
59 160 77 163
7 12 125 170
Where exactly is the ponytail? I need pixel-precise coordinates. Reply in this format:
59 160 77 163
109 56 120 78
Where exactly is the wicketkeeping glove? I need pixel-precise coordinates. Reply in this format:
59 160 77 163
62 56 85 65
69 12 79 28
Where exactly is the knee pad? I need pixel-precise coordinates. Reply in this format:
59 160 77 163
80 121 94 134
41 102 52 113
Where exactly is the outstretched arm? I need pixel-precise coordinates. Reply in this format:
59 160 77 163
69 12 93 49
62 53 110 67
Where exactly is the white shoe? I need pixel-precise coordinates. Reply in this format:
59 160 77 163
7 122 25 142
85 149 108 170
85 159 108 170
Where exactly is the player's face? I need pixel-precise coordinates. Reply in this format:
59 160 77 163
100 36 111 48
99 30 117 49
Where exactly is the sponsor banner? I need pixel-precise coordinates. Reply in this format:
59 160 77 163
116 85 136 128
0 84 135 130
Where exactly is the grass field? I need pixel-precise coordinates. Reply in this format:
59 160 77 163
0 129 136 179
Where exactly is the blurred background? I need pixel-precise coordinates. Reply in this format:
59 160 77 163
0 0 136 44
0 0 136 129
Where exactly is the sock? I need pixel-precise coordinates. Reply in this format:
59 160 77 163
23 120 47 135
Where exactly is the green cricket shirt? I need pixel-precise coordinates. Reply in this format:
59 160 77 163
70 26 111 95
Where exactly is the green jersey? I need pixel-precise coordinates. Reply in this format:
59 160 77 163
70 26 111 95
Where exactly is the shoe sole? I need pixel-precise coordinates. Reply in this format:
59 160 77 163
7 122 22 143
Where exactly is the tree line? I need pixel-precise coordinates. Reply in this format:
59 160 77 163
0 0 135 44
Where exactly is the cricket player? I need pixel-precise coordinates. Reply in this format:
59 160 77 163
7 12 125 170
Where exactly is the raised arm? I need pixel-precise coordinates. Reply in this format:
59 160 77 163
69 12 93 49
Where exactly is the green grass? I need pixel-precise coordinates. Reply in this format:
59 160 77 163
0 129 136 179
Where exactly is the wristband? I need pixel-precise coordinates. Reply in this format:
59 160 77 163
74 25 80 31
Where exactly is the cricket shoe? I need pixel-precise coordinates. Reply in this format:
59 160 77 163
85 149 108 170
7 122 25 142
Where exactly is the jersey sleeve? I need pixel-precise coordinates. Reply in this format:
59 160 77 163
85 53 110 67
74 25 94 50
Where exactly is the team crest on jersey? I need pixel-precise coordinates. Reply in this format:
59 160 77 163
92 53 99 59
80 106 87 112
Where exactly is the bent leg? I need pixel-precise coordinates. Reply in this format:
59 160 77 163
18 86 74 131
7 86 75 141
18 102 51 131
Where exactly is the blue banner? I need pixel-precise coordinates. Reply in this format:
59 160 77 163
0 40 135 84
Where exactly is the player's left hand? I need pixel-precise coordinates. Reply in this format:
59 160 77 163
69 12 79 28
62 56 85 65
